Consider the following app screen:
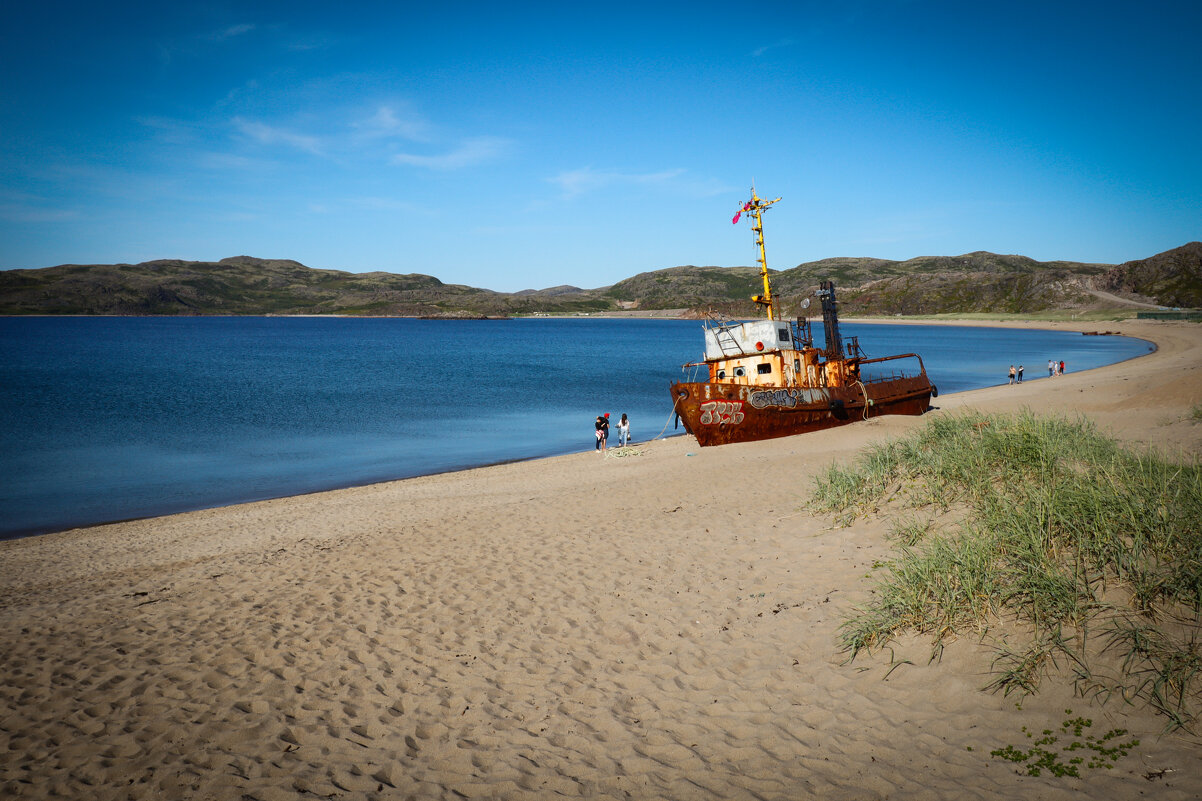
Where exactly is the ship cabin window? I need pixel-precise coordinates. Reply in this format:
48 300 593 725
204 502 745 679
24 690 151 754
794 359 801 372
734 366 746 377
778 327 790 342
757 363 772 375
716 369 726 379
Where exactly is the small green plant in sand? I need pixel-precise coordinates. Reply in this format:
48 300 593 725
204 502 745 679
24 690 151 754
1190 403 1202 423
810 410 1202 729
989 710 1140 777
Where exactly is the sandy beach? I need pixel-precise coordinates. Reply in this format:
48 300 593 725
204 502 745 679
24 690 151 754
2 318 1200 800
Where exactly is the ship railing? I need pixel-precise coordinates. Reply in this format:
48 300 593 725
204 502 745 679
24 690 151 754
858 353 928 382
680 361 709 382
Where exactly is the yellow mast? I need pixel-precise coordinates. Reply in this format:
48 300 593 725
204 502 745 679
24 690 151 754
738 187 782 319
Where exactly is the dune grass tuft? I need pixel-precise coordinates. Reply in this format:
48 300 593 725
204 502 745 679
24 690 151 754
811 410 1202 728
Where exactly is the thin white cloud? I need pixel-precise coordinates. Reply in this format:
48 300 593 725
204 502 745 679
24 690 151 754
281 29 340 51
547 167 687 197
354 104 431 142
158 21 259 66
136 115 200 145
751 38 794 57
233 118 324 155
211 24 256 41
392 136 512 170
215 79 259 109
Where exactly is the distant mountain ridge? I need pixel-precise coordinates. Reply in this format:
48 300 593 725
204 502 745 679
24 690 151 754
1 243 1198 317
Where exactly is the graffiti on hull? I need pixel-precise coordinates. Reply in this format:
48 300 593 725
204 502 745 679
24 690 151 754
699 400 744 425
749 388 828 409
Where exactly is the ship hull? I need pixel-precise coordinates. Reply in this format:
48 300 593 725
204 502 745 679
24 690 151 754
670 376 934 447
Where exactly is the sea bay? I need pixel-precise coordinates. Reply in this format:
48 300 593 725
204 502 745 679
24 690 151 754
0 316 1152 538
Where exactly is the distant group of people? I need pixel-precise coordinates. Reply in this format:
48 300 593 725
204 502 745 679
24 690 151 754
594 413 630 452
1007 359 1066 385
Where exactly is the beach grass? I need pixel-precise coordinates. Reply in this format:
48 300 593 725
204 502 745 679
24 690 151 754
810 410 1202 729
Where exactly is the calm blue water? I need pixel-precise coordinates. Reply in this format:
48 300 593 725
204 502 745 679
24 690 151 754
0 317 1151 538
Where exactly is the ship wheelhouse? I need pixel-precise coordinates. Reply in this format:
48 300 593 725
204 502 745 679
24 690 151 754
699 314 862 390
705 319 805 387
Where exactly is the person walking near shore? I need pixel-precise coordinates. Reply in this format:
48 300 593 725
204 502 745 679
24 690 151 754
1008 365 1016 385
617 413 630 447
595 414 610 453
1048 359 1054 377
1017 364 1024 383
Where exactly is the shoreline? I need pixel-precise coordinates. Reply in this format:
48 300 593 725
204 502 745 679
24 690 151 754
0 435 684 544
1 317 1161 542
2 319 1200 799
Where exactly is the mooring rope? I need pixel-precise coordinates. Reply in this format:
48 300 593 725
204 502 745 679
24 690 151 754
652 391 684 440
605 446 644 458
853 379 870 420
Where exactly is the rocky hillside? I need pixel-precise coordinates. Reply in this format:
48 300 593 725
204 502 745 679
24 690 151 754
1 244 1197 317
779 252 1111 315
608 247 1201 317
0 256 609 317
607 252 1133 317
1096 242 1202 309
604 266 765 309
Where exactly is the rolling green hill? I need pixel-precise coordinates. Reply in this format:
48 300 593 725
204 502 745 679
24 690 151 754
1 243 1198 317
0 256 608 317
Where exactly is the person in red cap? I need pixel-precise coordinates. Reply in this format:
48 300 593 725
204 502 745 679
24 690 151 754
595 414 610 453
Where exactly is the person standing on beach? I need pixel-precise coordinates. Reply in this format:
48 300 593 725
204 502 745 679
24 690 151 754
595 414 610 453
1048 359 1055 377
1017 364 1024 383
1060 359 1066 374
1008 365 1016 385
618 413 630 446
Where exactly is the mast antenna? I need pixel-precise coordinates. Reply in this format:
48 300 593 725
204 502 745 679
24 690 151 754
733 186 782 319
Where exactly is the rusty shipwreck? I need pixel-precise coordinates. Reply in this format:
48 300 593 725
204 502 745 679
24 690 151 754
670 189 936 447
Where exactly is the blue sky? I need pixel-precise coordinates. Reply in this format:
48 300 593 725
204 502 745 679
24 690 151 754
2 1 1199 292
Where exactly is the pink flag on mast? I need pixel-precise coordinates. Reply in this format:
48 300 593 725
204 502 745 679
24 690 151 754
732 211 741 224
